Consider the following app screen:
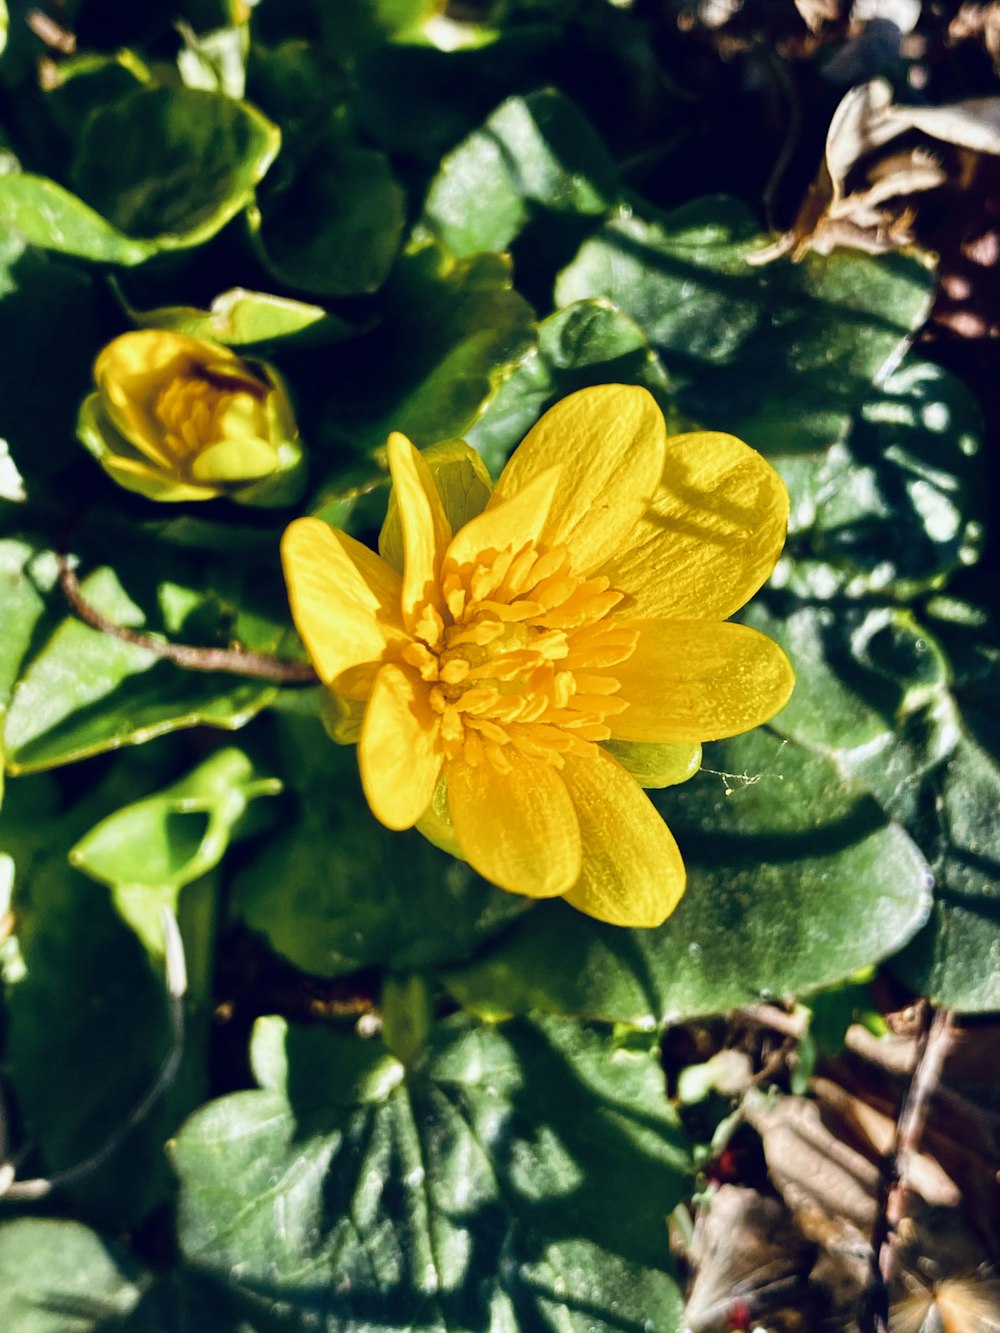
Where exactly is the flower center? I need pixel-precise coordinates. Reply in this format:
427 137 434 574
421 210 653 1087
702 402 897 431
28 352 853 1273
153 365 267 470
401 541 638 772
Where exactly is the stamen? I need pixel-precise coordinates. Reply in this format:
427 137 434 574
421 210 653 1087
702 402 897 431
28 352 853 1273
406 536 636 775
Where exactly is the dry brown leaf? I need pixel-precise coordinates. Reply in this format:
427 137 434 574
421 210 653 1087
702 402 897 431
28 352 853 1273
794 0 846 34
751 79 1000 262
743 1089 879 1244
682 1184 815 1332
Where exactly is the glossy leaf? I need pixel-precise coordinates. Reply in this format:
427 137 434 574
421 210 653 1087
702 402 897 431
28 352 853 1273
446 727 932 1024
0 1220 145 1330
555 197 935 453
0 1218 262 1330
0 540 57 711
0 243 102 493
70 748 280 957
745 594 1000 1012
423 89 618 258
173 1012 689 1330
777 356 985 600
318 242 535 458
254 136 405 298
1 779 195 1227
468 297 678 476
117 284 351 348
0 87 280 263
72 85 279 246
0 175 158 265
234 718 529 976
2 551 278 775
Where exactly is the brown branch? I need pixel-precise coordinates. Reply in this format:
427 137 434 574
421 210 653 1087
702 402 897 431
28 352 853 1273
861 1004 957 1333
57 557 319 685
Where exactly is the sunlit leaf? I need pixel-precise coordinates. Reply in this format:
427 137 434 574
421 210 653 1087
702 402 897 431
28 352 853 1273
0 1220 145 1331
234 717 529 976
446 727 932 1024
555 197 935 453
2 546 280 775
0 86 280 262
316 241 535 461
71 748 280 958
173 1012 690 1330
423 89 618 258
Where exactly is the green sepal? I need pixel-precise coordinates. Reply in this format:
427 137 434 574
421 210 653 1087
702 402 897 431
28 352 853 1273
602 740 703 789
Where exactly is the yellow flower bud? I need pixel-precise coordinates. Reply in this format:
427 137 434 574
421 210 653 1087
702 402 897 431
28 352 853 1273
77 330 305 505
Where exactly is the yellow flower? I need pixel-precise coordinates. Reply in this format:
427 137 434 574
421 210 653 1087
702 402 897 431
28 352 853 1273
282 385 794 928
77 330 304 505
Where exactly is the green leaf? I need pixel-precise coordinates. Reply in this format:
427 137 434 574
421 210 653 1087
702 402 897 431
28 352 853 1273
744 593 1000 1012
70 748 280 957
743 598 949 759
43 50 151 146
446 727 932 1024
176 21 248 99
317 241 535 460
423 89 618 258
0 1219 145 1330
1 782 195 1226
554 197 935 453
71 747 279 893
71 85 279 245
115 282 351 348
777 356 985 600
887 606 1000 1010
897 896 1000 1012
173 1012 689 1330
0 540 56 712
0 174 159 265
0 1217 264 1330
354 30 557 161
2 552 278 775
253 134 405 297
468 297 678 476
234 718 529 976
0 86 280 264
0 245 102 493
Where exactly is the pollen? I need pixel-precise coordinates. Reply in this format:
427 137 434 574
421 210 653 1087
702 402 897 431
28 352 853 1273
410 541 638 770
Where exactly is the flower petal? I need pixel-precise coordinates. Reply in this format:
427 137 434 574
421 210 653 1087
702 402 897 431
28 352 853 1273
561 748 685 928
281 517 405 695
603 431 789 621
610 619 795 743
601 740 702 789
447 751 581 898
445 466 561 570
359 664 443 831
95 332 190 465
492 385 667 573
387 432 452 635
380 439 492 571
189 437 278 483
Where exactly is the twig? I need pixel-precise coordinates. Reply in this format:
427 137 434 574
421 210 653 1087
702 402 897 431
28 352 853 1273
57 557 318 684
0 909 188 1203
861 1004 957 1333
26 8 77 53
739 1002 808 1040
